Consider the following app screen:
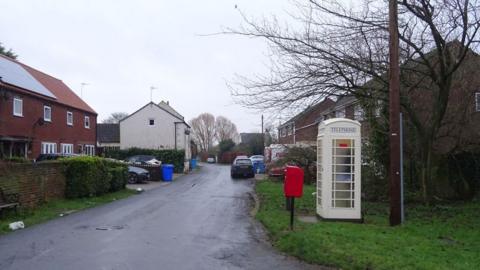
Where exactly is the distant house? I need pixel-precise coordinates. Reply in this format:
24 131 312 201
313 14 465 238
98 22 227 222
278 98 335 145
97 123 120 153
0 55 97 159
119 101 191 153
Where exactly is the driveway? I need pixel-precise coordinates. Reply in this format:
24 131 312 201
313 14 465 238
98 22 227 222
0 164 321 270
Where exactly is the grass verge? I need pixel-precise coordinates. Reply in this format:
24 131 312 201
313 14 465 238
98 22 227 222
0 189 136 235
255 180 480 270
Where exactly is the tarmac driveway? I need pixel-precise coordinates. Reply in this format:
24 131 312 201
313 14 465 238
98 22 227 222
0 164 321 270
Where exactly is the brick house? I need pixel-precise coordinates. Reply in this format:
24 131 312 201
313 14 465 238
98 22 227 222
0 55 97 159
278 98 335 144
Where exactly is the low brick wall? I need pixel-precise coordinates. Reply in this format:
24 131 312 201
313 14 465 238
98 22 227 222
0 162 66 209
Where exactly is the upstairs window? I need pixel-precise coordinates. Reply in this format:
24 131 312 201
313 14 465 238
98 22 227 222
149 118 155 126
84 116 90 129
44 106 52 122
476 92 480 112
335 109 346 118
13 97 23 117
354 105 364 121
67 111 73 126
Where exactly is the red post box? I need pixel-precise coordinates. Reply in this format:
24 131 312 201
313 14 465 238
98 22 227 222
284 166 304 198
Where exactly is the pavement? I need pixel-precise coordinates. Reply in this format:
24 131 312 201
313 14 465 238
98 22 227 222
0 164 323 270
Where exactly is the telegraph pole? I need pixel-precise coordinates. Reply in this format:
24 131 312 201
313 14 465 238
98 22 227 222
388 0 402 226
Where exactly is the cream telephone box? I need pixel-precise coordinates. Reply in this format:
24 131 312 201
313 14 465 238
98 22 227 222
317 118 361 220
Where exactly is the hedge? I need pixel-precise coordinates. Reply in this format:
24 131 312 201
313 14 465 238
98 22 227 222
62 156 128 198
104 148 185 173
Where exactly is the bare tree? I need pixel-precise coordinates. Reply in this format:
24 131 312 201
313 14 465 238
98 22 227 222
215 116 239 143
229 0 480 203
103 112 129 124
189 113 216 153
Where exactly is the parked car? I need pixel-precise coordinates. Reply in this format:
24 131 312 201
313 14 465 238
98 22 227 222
126 155 161 165
35 153 80 162
207 156 216 163
249 155 265 163
268 166 285 177
231 157 254 178
128 166 150 184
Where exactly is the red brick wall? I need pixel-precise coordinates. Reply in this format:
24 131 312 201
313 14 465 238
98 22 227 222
0 162 65 208
0 87 96 159
291 99 336 143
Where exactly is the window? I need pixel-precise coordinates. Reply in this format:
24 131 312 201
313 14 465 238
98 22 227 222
354 105 364 121
44 106 52 122
84 145 95 156
67 111 73 126
13 97 23 117
287 125 292 136
476 92 480 112
61 143 73 154
41 142 57 154
280 127 287 137
331 139 355 208
335 109 346 118
84 116 90 129
149 119 155 126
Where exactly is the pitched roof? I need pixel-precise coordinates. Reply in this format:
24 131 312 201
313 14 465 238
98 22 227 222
240 133 263 144
279 98 336 128
158 101 184 120
97 123 120 143
0 54 96 114
120 101 190 127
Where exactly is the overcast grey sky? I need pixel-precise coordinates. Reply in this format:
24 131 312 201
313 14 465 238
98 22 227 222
0 0 295 132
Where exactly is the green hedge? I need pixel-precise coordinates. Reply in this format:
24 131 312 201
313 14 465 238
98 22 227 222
62 156 128 198
104 148 185 173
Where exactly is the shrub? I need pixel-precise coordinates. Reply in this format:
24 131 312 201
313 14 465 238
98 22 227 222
108 167 128 192
63 156 127 198
104 148 185 173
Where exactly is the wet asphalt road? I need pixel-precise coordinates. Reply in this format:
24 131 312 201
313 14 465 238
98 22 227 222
0 164 322 270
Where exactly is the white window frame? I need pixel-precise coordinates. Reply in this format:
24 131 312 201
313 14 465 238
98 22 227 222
476 92 480 112
43 105 52 122
280 128 287 137
13 97 23 117
41 142 57 154
84 116 90 129
84 144 95 156
354 105 364 121
61 143 74 154
335 108 346 118
67 111 73 126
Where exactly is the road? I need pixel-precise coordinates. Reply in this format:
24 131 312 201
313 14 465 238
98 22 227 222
0 164 321 270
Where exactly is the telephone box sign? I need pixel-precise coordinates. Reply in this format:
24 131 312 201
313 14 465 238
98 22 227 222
331 127 357 134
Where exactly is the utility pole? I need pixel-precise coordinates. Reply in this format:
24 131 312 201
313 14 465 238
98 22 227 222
388 0 402 226
261 114 266 149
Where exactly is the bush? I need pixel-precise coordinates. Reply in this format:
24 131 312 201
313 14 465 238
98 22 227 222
104 148 185 173
63 156 127 198
108 166 128 192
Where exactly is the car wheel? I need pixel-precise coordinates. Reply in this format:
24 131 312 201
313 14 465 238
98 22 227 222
128 172 138 184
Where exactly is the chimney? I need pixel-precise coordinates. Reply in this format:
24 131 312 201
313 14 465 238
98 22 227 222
167 101 169 105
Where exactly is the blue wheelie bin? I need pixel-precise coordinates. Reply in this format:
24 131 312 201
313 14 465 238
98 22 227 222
162 164 174 181
190 158 197 170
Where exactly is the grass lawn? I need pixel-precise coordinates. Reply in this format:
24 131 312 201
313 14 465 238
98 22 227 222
0 189 136 235
255 180 480 270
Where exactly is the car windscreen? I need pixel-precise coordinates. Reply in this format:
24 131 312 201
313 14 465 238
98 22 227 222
235 159 252 165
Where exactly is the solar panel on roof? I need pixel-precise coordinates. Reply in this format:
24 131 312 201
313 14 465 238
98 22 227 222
0 57 56 99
